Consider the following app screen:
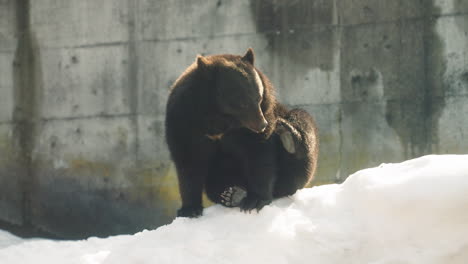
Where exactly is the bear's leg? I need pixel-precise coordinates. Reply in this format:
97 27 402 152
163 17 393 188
173 141 217 218
205 151 247 205
273 156 310 197
274 109 319 198
239 137 278 212
176 162 207 217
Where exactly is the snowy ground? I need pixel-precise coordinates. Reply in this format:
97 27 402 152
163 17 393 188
1 155 468 264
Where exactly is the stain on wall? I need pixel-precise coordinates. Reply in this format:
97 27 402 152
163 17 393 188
12 0 43 229
250 0 336 71
420 2 446 154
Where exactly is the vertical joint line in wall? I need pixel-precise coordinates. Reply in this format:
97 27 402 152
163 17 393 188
128 0 140 163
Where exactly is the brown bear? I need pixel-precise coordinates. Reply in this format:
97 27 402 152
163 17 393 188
165 48 318 217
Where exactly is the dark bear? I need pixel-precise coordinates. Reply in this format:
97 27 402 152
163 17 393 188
165 48 318 217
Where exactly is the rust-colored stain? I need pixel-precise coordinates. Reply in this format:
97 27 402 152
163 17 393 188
134 161 214 216
132 162 181 217
69 159 112 177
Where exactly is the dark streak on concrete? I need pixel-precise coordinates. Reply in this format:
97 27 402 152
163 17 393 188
384 1 446 156
12 0 41 230
422 2 446 153
249 0 336 71
453 2 468 91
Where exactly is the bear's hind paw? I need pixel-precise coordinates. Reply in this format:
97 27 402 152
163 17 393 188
276 119 299 154
280 130 296 154
220 186 247 207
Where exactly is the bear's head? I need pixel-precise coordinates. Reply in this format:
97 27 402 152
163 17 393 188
197 48 271 133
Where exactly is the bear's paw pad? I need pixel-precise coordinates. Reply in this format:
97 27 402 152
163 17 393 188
276 119 297 154
220 186 247 207
280 130 296 154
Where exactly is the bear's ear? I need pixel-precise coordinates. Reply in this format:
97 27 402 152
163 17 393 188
197 55 210 69
242 47 255 65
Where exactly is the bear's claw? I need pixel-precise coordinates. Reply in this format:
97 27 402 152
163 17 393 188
240 195 272 213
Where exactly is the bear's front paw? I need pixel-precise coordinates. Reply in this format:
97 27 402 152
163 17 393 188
177 206 203 218
240 195 272 213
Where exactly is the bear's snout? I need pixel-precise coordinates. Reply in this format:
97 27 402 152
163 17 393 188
245 115 268 133
257 119 268 133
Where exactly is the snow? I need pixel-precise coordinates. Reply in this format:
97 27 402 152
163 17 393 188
1 155 468 264
0 230 23 249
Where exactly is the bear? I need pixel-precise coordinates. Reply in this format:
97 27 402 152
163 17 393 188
165 48 319 217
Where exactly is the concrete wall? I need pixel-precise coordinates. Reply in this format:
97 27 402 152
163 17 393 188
0 0 467 238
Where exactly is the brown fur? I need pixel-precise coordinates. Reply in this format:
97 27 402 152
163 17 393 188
165 48 319 217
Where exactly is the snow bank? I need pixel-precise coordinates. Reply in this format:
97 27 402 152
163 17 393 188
1 155 468 264
0 230 23 250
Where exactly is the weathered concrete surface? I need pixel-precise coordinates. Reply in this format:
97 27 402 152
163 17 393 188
0 0 17 123
0 0 467 238
38 46 132 119
0 0 23 227
0 52 15 123
30 0 130 48
0 0 16 53
31 116 179 238
0 123 24 226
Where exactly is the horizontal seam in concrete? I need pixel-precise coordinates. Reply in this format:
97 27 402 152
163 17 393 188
16 12 468 50
39 41 129 50
141 25 341 42
289 99 401 108
289 94 468 109
2 114 166 124
341 12 468 28
142 31 260 43
39 113 137 122
72 41 129 49
139 20 424 43
142 13 468 42
11 21 415 49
